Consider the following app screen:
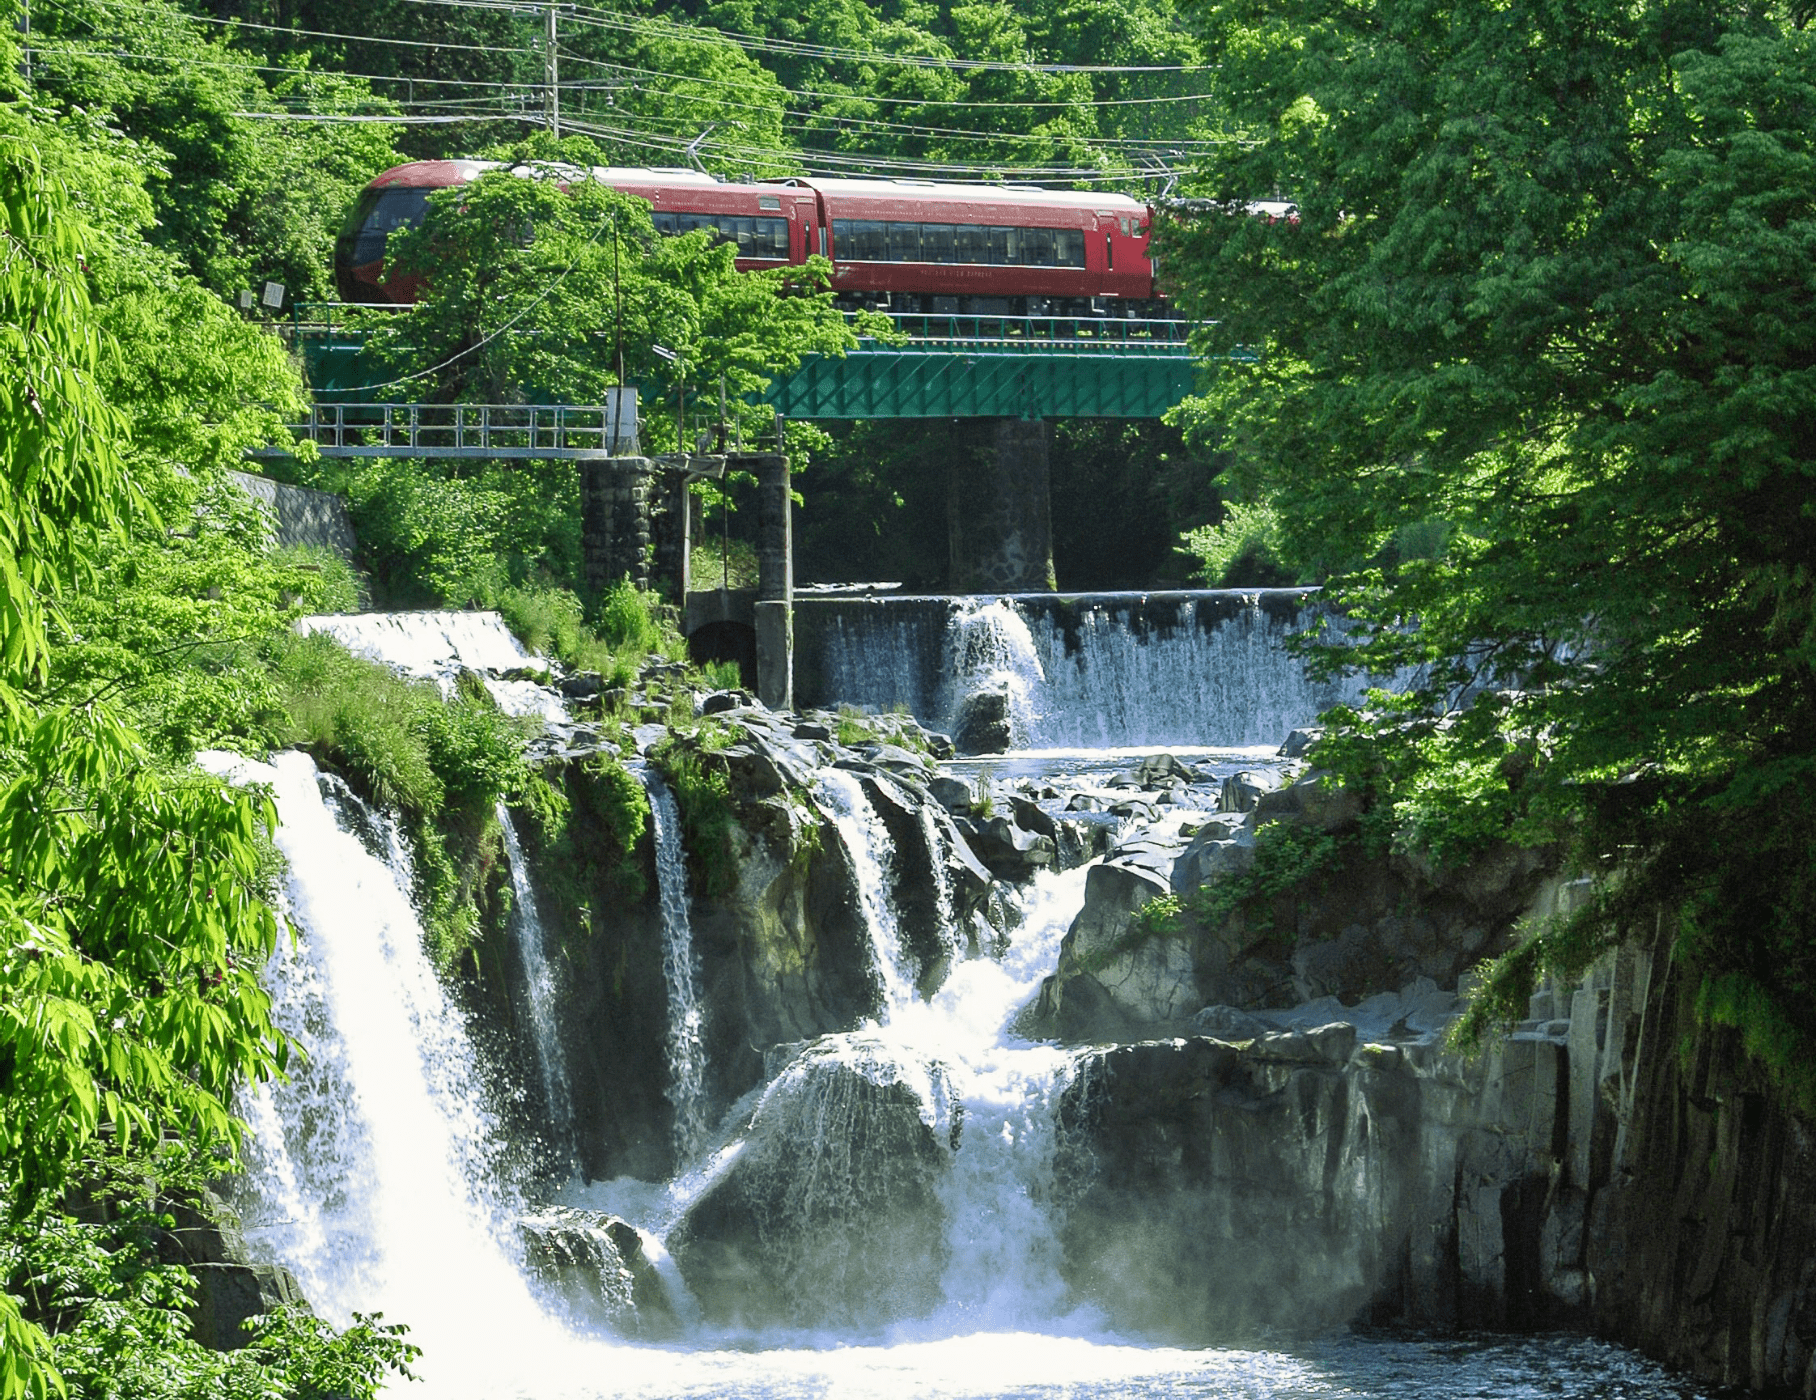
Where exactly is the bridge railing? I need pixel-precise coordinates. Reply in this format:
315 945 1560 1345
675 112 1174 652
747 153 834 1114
288 398 638 457
855 312 1194 352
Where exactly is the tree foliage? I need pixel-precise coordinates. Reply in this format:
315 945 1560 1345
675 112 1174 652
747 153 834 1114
1164 0 1816 1080
0 59 412 1400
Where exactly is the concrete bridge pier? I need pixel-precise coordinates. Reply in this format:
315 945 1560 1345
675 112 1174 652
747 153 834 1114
948 417 1056 593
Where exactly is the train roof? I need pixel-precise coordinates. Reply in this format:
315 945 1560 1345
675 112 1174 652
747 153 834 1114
364 162 1151 211
786 177 1148 210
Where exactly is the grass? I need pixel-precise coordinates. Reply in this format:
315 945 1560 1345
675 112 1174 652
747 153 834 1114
496 580 684 688
688 539 760 591
273 631 530 970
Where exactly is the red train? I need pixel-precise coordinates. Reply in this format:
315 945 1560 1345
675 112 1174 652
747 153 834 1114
335 160 1167 315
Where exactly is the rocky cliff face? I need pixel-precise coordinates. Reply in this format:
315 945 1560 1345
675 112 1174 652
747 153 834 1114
511 699 1056 1184
1052 887 1816 1395
1030 764 1555 1042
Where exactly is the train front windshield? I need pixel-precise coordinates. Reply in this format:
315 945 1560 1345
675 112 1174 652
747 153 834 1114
337 186 436 269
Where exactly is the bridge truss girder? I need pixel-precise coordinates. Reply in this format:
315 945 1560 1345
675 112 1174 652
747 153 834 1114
759 349 1198 420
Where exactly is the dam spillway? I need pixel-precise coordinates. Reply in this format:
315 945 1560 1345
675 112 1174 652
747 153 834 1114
792 588 1379 748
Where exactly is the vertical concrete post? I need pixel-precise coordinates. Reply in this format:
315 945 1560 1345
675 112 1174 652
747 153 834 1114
648 459 692 600
948 417 1056 592
751 451 793 710
581 455 652 595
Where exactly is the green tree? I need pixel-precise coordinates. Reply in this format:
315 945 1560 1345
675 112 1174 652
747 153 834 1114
1165 0 1816 1084
0 103 403 1400
25 0 399 300
367 150 866 445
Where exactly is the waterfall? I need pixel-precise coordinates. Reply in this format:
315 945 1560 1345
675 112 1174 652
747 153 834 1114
498 804 572 1149
940 598 1046 747
1018 598 1365 749
811 768 917 1016
200 750 573 1394
797 590 1388 749
887 864 1092 1332
644 771 711 1164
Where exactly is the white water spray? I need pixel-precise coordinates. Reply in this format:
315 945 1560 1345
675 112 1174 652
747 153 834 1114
203 750 575 1395
812 768 917 1015
645 770 711 1163
297 610 566 721
941 598 1045 746
498 804 572 1146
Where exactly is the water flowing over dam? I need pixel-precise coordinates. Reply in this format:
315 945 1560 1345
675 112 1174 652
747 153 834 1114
212 609 1723 1399
792 589 1380 748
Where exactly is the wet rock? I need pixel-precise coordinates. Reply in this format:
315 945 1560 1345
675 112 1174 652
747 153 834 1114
1029 860 1187 1040
792 721 833 741
699 689 748 715
1253 769 1364 831
1279 726 1323 760
559 671 605 701
1134 753 1196 787
967 815 1057 882
952 689 1011 755
924 731 956 760
519 1206 675 1336
860 742 931 776
1191 1004 1271 1039
1170 819 1254 893
669 1040 955 1328
140 1189 309 1351
1010 795 1058 838
1218 769 1283 813
928 773 977 815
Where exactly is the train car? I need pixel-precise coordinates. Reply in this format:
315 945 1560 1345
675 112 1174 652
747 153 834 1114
334 161 1162 313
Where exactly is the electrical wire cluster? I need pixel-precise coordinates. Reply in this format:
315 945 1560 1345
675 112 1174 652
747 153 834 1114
27 0 1246 186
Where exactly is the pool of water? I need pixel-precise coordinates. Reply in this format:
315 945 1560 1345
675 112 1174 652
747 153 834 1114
420 1330 1721 1399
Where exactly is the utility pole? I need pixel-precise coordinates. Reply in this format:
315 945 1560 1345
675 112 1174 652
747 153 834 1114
544 4 559 138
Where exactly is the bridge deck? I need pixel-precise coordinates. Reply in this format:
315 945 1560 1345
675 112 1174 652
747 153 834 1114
289 310 1201 421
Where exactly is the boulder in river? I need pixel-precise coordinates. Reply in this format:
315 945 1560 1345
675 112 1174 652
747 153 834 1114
952 688 1012 754
668 1037 957 1328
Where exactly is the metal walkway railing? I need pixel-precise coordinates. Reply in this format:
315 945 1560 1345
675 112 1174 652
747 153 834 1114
281 396 638 458
854 311 1193 353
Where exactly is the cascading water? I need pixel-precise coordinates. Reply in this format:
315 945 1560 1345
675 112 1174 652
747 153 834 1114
644 770 711 1163
811 768 917 1013
212 738 1714 1399
499 803 572 1149
800 591 1391 749
202 751 574 1395
298 609 566 721
940 598 1046 747
1018 599 1369 749
887 864 1092 1332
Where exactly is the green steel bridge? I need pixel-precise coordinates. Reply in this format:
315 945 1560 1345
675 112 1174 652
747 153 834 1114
292 309 1201 425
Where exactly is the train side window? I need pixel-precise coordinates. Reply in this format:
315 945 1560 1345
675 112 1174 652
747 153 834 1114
834 219 887 261
920 224 957 263
954 224 991 264
1021 227 1056 266
993 226 1017 264
1056 228 1085 267
653 211 679 235
887 222 922 262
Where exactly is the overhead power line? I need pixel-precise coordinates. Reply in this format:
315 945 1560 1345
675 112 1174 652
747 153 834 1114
78 0 538 57
556 48 1218 110
405 0 1211 75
